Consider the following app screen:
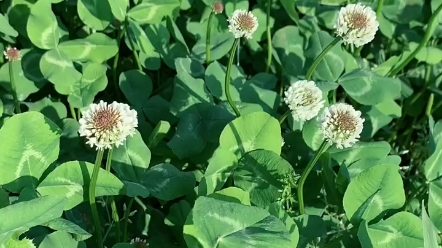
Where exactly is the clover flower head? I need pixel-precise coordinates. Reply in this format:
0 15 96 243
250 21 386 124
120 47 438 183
283 80 324 122
227 9 258 39
335 3 379 47
318 103 364 149
4 46 21 61
130 237 149 248
212 1 223 14
78 100 138 150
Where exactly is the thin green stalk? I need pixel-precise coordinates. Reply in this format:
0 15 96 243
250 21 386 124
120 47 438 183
77 109 81 121
89 149 105 248
206 12 214 64
298 141 329 214
354 46 362 57
388 3 442 77
9 62 20 113
105 149 120 243
279 110 291 125
123 197 135 242
225 39 241 117
70 106 77 121
265 0 272 72
125 18 142 71
112 24 126 101
305 36 341 80
376 0 385 18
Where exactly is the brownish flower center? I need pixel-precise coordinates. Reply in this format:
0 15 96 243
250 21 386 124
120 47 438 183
134 241 147 248
348 11 368 29
236 13 255 31
300 90 316 106
334 110 357 132
92 107 120 132
6 48 20 61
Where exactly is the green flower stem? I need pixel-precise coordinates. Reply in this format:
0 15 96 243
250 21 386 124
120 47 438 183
265 0 272 73
8 62 20 114
225 38 241 117
112 24 126 101
305 36 341 80
89 149 105 248
69 106 77 121
125 18 143 71
388 2 442 77
105 149 120 243
376 0 385 18
297 140 329 214
279 110 291 125
123 197 135 242
206 12 214 64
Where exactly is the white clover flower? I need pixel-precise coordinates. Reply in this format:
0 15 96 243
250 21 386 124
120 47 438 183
227 9 258 39
283 80 325 122
130 237 149 247
335 3 378 47
78 100 138 150
4 46 21 61
318 103 364 149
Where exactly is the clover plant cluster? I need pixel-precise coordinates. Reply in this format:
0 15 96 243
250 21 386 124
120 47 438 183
0 0 441 248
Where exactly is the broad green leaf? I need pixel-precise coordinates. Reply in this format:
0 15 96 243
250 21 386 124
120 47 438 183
39 231 85 248
358 212 424 248
147 121 171 148
28 98 67 123
21 49 45 84
272 26 305 78
183 196 293 248
0 14 18 37
0 188 8 208
175 58 205 79
409 43 442 64
343 164 405 225
280 0 300 23
191 32 234 64
127 19 155 55
26 0 61 49
0 50 46 101
166 16 189 53
128 0 180 24
305 31 345 82
108 0 129 21
294 214 327 248
347 155 401 179
0 112 61 193
170 71 214 116
119 70 153 107
143 95 177 124
328 141 391 165
142 163 196 201
68 63 107 108
58 33 118 63
424 138 442 182
77 0 112 30
37 161 125 210
302 117 324 150
422 201 440 248
267 202 299 246
0 195 66 244
1 236 36 248
219 111 282 158
111 130 151 198
234 150 295 207
428 179 442 231
204 61 242 101
39 49 82 95
207 187 251 205
198 148 238 196
167 112 206 159
224 0 249 17
43 218 91 241
338 69 402 105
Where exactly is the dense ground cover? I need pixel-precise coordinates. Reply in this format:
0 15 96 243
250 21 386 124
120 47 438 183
0 0 441 247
